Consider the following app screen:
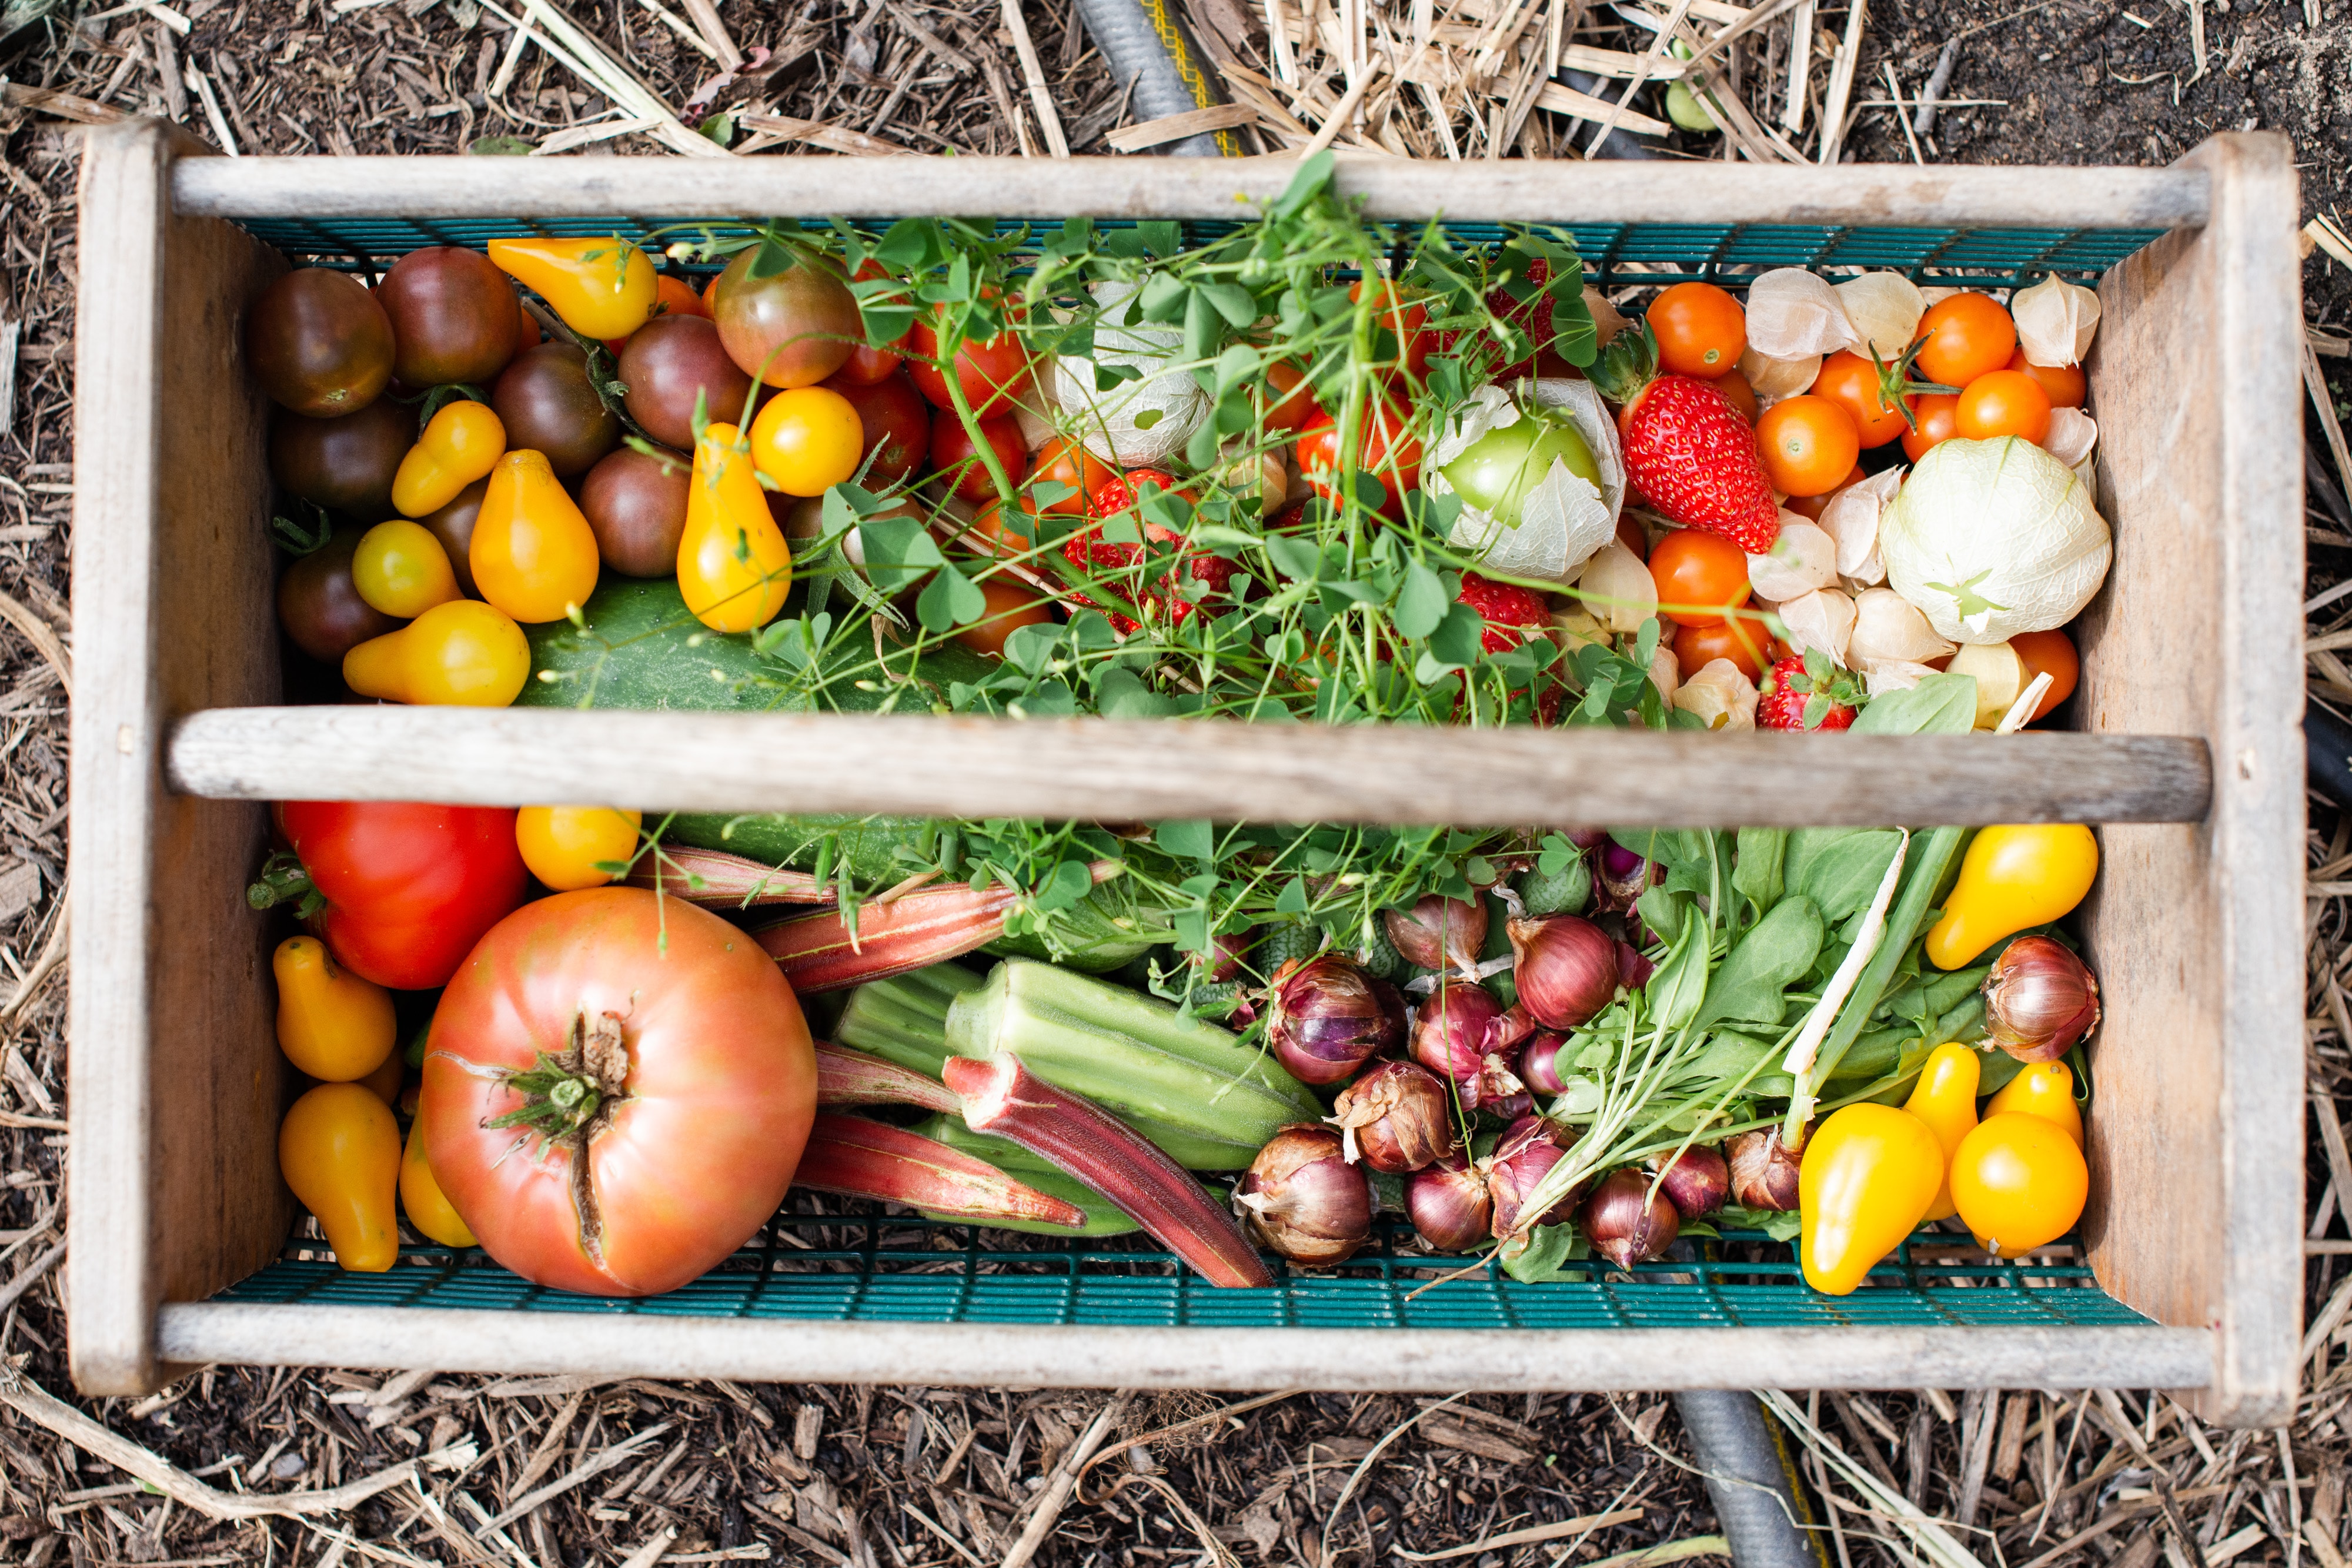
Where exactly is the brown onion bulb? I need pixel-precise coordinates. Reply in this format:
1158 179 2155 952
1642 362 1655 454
1384 895 1488 974
1581 1169 1681 1267
1332 1060 1459 1174
1406 1154 1493 1252
1507 914 1623 1031
1982 936 2102 1062
1483 1115 1584 1238
1265 955 1406 1086
1645 1146 1729 1220
1234 1124 1374 1265
1727 1128 1803 1212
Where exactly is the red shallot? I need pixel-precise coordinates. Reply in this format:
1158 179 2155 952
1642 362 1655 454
1507 914 1622 1031
1234 1124 1375 1266
1982 935 2101 1062
1406 1154 1494 1252
1580 1168 1680 1266
1727 1126 1803 1211
1331 1060 1459 1173
1384 895 1488 974
1645 1145 1729 1220
1484 1115 1585 1238
1265 954 1407 1085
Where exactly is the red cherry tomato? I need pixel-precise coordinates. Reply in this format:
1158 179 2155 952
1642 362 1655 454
1674 613 1775 682
2006 348 2086 410
818 368 930 489
1650 529 1752 628
930 414 1029 504
1297 396 1424 520
1902 393 1962 462
1915 293 2017 387
275 801 527 991
906 295 1032 417
1810 350 1910 449
1647 281 1747 380
421 888 816 1295
1261 359 1323 434
1955 369 2054 444
1029 434 1116 515
1349 279 1436 383
2010 628 2080 720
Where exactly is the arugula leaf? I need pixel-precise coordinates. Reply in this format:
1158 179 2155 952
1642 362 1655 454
1688 895 1823 1035
1851 671 1979 735
1785 828 1902 924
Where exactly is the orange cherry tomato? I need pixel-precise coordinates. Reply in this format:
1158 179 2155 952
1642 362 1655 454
2009 628 2079 720
1713 368 1758 427
1029 434 1116 515
963 496 1042 558
953 577 1055 658
1949 1112 2088 1258
1955 369 2054 444
1646 281 1746 380
1650 528 1752 627
1915 292 2017 387
1673 613 1775 682
701 273 721 314
1262 359 1323 434
1297 396 1423 519
1348 280 1435 383
2006 348 2085 410
604 275 710 351
1785 464 1866 522
1902 393 1962 462
1755 395 1862 498
1810 350 1910 449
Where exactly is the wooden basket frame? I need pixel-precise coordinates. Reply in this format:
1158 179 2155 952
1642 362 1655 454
65 123 2306 1423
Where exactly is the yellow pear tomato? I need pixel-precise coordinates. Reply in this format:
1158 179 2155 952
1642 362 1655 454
1799 1104 1945 1295
487 235 656 340
1925 824 2099 969
679 422 793 631
343 599 530 707
472 449 602 624
1902 1041 1981 1223
392 399 506 518
401 1113 477 1248
1986 1060 2084 1146
273 935 396 1082
280 1083 402 1273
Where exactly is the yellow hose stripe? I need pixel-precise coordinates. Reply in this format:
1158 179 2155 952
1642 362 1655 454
1135 0 1244 156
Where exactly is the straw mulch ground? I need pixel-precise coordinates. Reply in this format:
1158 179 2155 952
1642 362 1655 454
0 0 2348 1561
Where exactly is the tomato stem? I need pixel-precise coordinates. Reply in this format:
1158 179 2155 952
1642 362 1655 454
246 851 326 922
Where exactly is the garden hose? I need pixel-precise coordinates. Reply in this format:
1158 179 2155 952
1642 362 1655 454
1074 0 1241 158
2309 698 2352 808
1672 1390 1834 1568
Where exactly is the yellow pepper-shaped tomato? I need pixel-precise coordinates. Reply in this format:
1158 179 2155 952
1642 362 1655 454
472 449 602 624
400 1112 477 1248
487 235 656 341
392 399 506 518
273 935 396 1082
280 1082 401 1273
750 386 866 497
1902 1041 1981 1222
516 805 644 891
1799 1104 1945 1295
352 519 463 618
358 1046 405 1108
1986 1060 2084 1146
679 422 793 631
1925 824 2099 969
1949 1112 2089 1256
344 599 531 707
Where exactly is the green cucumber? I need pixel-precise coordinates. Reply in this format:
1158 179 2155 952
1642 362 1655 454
910 1115 1142 1236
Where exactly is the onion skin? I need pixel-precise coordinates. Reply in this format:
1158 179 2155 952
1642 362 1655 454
1332 1060 1459 1174
1507 914 1622 1031
1581 1169 1681 1267
1596 844 1658 911
1727 1127 1803 1211
1265 954 1407 1086
1484 1115 1585 1237
1411 979 1509 1081
1982 936 2102 1062
1615 940 1655 993
1234 1124 1375 1266
1384 895 1487 974
1406 1154 1494 1252
1645 1146 1729 1220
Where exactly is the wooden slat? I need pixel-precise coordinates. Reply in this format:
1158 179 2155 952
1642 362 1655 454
2074 133 2305 1429
158 1305 2216 1393
169 155 2211 229
165 707 2212 827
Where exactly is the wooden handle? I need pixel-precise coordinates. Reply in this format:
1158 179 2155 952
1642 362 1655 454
164 706 2213 827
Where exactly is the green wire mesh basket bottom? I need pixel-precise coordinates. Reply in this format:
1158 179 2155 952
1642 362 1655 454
214 1213 2150 1330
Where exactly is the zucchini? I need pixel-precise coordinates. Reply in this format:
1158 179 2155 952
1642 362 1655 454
909 1115 1142 1236
945 959 1322 1171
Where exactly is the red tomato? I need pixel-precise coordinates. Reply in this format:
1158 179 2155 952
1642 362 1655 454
1650 529 1752 627
1297 397 1424 519
1811 350 1910 449
833 259 915 386
422 888 816 1296
2010 628 2080 720
1756 395 1863 497
1029 434 1115 514
1902 393 1962 462
1915 293 2017 387
1647 281 1746 380
954 577 1055 658
2006 348 2086 410
930 414 1029 504
1261 359 1322 434
1674 613 1775 682
1955 369 2053 444
818 368 930 487
1349 279 1437 383
1785 464 1866 521
277 801 527 990
906 296 1032 416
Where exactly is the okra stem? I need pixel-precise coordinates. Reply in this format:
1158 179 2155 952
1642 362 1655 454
793 1113 1088 1229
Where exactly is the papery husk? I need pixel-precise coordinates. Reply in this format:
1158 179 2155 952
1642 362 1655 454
1863 660 1942 696
1745 269 1859 359
2043 406 2099 469
1051 279 1208 466
1845 585 1957 673
1834 273 1927 360
1573 539 1659 633
1426 380 1626 587
1673 657 1759 730
1746 517 1839 601
1777 587 1858 666
1880 437 2113 642
1818 466 1904 585
1736 345 1825 402
1585 285 1631 352
1648 643 1680 706
1549 603 1612 651
2012 275 2101 367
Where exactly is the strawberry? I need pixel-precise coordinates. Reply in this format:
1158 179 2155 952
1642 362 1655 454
1756 652 1866 732
1591 323 1779 553
1456 571 1550 654
1062 468 1234 634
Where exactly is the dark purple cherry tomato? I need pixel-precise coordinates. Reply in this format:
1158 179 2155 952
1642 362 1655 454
579 446 690 577
712 248 860 389
377 246 521 389
279 528 396 664
492 342 620 476
270 397 416 517
617 316 755 450
247 268 394 417
419 477 487 599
